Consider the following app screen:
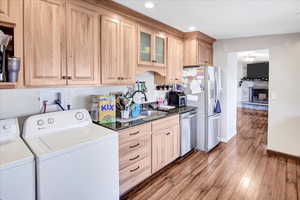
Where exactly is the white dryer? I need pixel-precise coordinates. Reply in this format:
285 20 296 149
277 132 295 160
0 118 35 200
23 109 119 200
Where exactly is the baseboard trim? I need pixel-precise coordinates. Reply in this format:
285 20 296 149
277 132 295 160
267 149 300 161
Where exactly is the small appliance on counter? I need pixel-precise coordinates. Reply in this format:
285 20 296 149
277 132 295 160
167 91 187 107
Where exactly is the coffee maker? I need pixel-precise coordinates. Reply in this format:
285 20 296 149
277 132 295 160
167 91 187 107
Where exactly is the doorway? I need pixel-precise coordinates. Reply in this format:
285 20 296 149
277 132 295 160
236 50 269 144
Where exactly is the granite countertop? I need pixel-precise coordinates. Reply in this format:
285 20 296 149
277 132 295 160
94 106 197 131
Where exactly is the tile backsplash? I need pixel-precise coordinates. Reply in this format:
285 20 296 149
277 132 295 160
0 72 167 121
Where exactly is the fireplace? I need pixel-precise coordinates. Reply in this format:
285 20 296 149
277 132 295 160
250 88 268 104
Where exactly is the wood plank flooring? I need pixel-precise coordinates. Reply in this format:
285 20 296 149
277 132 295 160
122 108 300 200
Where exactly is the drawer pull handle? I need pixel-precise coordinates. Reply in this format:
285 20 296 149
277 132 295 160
129 155 140 161
130 166 140 173
129 143 140 148
166 132 171 135
129 131 140 136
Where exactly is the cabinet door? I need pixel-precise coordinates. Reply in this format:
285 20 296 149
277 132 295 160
0 0 19 23
167 36 183 83
199 41 213 66
153 34 167 67
101 16 121 85
152 126 180 173
120 20 136 85
183 39 198 66
165 125 180 163
152 130 166 173
66 2 100 85
24 0 67 86
138 27 153 66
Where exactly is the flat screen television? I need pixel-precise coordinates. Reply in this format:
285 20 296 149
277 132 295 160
247 62 269 78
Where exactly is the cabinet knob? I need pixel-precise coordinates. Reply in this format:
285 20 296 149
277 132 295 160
152 60 157 63
166 132 171 135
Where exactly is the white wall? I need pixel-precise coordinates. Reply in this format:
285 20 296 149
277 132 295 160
220 53 238 142
214 32 300 156
236 60 247 104
0 72 163 125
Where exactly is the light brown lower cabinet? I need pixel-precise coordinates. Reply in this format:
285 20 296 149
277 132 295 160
151 115 180 173
118 115 180 195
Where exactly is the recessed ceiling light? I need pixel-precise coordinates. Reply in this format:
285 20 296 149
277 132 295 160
188 26 196 31
144 1 155 9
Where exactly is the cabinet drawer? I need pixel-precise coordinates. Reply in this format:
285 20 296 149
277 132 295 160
152 115 179 132
120 157 151 195
120 143 150 170
120 135 151 157
119 123 151 144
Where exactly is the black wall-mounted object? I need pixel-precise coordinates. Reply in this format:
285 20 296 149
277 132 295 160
247 62 269 79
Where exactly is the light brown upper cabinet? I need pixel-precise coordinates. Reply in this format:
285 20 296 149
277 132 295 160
0 0 19 23
183 32 215 67
198 41 213 66
67 1 100 85
24 0 67 86
184 39 213 66
138 26 167 68
101 16 136 85
167 36 183 83
119 20 137 85
24 0 100 87
0 0 23 89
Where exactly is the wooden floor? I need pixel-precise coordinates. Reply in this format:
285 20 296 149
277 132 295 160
123 108 300 200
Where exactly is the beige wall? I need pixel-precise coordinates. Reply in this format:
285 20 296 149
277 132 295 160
214 33 300 157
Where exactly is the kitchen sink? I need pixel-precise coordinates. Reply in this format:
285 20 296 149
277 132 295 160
116 110 168 123
140 110 168 121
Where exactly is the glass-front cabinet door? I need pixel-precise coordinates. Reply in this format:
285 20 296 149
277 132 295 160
138 26 167 67
138 27 153 65
154 34 167 67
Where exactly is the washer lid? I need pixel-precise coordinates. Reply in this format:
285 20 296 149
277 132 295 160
0 139 34 171
25 124 117 161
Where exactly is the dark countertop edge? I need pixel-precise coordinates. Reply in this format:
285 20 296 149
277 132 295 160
94 106 198 131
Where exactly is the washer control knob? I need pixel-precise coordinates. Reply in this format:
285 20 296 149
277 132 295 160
75 112 84 120
37 120 44 126
48 118 55 124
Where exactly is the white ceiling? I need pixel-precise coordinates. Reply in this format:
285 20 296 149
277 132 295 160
113 0 300 39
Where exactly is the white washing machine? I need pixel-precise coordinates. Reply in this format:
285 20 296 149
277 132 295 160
0 118 35 200
22 109 119 200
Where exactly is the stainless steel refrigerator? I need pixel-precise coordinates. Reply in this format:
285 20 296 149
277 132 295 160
182 66 222 152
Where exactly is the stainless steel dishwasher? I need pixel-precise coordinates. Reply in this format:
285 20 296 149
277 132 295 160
180 110 198 156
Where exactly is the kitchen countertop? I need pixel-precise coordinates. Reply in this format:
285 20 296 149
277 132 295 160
94 106 197 131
